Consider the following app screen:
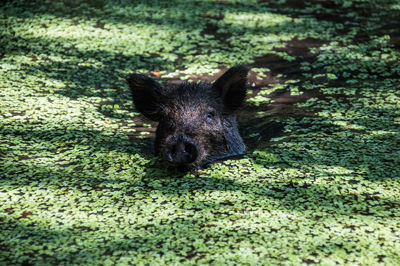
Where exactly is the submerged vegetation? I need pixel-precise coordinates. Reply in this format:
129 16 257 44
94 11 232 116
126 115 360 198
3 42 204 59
1 0 399 264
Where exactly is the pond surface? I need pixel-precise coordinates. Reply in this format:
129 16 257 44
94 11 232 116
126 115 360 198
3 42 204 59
1 0 399 264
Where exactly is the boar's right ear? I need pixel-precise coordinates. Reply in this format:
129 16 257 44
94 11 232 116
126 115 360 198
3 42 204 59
212 65 250 113
127 74 164 121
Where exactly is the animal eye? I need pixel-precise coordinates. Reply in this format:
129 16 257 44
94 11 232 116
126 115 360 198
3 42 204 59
207 111 215 120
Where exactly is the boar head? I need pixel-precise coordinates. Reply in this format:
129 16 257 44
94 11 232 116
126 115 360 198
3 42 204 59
127 65 249 170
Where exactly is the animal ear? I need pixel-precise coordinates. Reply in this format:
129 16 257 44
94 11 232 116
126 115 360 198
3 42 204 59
127 73 165 121
212 65 250 113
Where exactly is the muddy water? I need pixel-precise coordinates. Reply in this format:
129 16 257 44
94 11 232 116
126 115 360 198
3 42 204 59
238 37 325 151
239 88 321 151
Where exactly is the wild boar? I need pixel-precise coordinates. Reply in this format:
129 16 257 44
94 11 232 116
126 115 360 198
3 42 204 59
127 65 249 170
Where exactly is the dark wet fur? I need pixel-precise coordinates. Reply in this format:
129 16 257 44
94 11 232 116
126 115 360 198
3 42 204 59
128 65 250 170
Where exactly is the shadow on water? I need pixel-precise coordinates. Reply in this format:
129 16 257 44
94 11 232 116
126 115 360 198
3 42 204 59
1 0 399 190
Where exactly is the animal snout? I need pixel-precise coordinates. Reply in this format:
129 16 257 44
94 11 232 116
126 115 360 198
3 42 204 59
166 135 198 165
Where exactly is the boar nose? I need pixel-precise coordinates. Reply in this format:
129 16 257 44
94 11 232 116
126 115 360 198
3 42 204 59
166 136 198 165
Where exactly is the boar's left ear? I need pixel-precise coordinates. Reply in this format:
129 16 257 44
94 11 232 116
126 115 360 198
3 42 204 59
212 65 250 113
127 73 165 121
